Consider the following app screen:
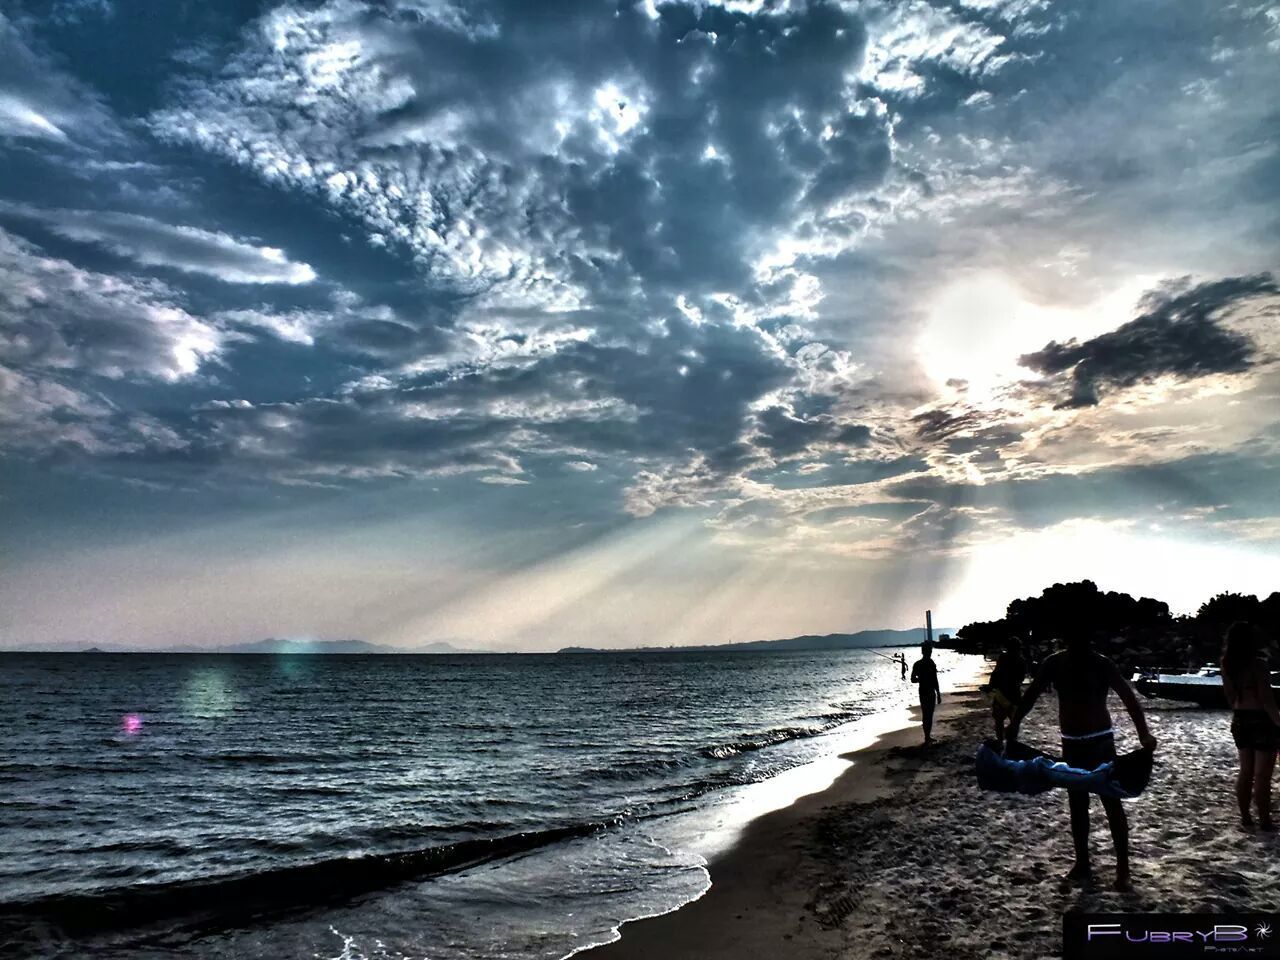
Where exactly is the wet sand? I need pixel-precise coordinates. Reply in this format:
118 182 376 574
581 685 1280 959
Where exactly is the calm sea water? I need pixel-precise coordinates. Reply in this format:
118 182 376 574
0 648 975 958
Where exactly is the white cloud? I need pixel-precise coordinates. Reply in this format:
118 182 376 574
858 0 1011 98
215 308 325 346
0 228 224 381
0 204 317 284
0 13 122 145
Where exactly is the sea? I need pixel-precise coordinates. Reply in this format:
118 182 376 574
0 647 978 959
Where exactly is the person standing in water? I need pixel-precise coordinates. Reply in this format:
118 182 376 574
898 652 908 681
986 637 1026 743
910 641 942 743
1221 621 1280 831
1007 629 1157 892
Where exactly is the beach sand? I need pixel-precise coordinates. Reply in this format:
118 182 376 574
581 684 1280 959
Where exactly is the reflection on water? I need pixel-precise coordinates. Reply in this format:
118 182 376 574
0 647 980 960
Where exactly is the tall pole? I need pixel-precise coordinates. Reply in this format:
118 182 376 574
926 609 933 645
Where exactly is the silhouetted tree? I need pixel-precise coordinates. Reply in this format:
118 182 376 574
1196 592 1263 632
955 580 1175 668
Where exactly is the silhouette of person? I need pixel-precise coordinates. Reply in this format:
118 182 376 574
1221 621 1280 831
910 641 942 743
898 652 907 681
1008 629 1157 892
986 637 1026 742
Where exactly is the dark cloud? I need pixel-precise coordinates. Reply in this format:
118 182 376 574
753 405 872 459
1020 274 1277 408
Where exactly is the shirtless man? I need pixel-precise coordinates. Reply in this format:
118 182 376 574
910 642 942 744
1007 631 1157 892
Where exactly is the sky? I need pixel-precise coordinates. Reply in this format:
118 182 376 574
1 0 1279 651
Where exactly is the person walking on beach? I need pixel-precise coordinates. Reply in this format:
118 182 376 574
1007 629 1157 892
910 642 942 744
1221 621 1280 831
986 637 1026 743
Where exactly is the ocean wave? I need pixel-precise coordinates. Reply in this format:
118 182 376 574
0 821 608 945
698 713 860 760
572 711 863 784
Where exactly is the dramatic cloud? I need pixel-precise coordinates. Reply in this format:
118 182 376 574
1020 275 1279 408
0 228 223 382
1 0 1279 646
147 0 894 305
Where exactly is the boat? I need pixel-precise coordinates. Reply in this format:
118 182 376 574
1134 665 1280 708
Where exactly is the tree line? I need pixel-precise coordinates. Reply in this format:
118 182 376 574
948 580 1280 670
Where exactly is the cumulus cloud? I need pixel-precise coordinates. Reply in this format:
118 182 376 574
0 204 317 284
0 228 223 382
0 363 197 466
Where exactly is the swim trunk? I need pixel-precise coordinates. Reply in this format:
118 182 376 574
1061 732 1116 771
920 689 937 719
1231 710 1280 751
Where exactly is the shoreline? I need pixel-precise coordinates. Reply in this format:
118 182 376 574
583 679 1280 960
577 683 986 960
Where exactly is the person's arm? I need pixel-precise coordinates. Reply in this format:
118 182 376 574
910 661 920 684
1255 661 1280 727
1006 656 1054 744
1106 659 1157 750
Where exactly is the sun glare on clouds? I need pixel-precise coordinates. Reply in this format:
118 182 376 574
916 273 1160 405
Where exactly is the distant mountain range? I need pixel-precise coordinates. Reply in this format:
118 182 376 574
557 627 956 654
204 638 484 655
72 639 486 655
10 628 953 655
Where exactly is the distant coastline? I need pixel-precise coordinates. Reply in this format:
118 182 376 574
556 627 956 654
5 639 485 656
3 627 954 656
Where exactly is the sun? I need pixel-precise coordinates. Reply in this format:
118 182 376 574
916 272 1156 406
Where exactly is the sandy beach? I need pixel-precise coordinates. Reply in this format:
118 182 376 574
582 682 1280 960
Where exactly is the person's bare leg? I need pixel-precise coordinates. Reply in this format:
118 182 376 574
1254 749 1276 831
1237 748 1257 827
1101 797 1131 891
1064 789 1092 883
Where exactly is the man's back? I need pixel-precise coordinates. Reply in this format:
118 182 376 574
911 657 938 691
